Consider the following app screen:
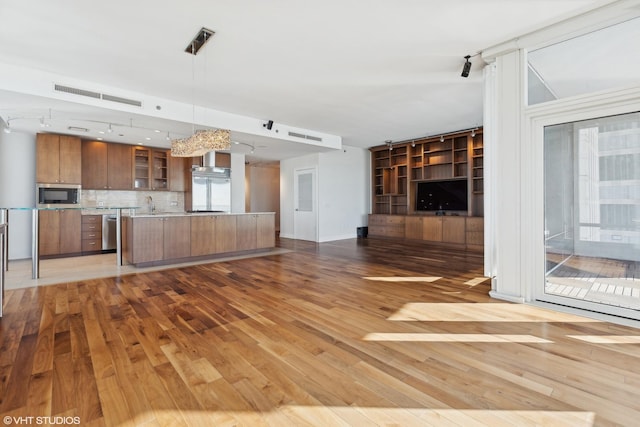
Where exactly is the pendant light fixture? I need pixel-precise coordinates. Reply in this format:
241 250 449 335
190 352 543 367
171 27 231 157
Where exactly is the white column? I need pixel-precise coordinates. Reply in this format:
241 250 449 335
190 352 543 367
488 50 528 303
230 152 246 213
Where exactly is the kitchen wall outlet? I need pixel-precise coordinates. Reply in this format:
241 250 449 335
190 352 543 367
97 201 105 207
170 201 178 206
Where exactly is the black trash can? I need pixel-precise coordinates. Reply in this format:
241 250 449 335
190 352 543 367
357 226 368 238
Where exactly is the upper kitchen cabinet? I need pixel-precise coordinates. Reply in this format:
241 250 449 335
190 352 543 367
133 147 169 190
82 140 133 190
169 156 188 192
36 133 81 184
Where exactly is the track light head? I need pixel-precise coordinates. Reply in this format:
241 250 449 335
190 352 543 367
471 128 476 138
440 135 444 142
461 55 472 78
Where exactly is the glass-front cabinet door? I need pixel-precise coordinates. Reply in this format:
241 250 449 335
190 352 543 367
543 111 640 319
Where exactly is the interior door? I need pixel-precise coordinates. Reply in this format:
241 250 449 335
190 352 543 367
294 168 317 241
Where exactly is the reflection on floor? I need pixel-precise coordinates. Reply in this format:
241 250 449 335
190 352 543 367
4 248 291 290
546 254 640 310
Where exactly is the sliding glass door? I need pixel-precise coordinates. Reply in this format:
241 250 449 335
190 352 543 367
543 111 640 319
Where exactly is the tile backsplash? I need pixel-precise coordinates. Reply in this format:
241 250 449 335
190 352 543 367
81 190 185 214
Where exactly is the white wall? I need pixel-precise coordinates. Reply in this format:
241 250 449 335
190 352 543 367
0 131 36 259
279 146 369 242
318 146 369 242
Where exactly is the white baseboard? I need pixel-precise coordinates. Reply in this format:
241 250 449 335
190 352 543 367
489 290 526 304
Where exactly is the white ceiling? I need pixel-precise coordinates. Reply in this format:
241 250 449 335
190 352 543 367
0 0 610 162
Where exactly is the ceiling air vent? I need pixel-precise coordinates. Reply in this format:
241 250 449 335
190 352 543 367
288 131 323 142
101 93 142 107
54 83 142 107
54 84 101 99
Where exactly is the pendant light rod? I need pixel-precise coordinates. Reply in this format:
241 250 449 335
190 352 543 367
185 28 215 55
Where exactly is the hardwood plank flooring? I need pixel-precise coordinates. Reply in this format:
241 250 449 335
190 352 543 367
1 237 640 426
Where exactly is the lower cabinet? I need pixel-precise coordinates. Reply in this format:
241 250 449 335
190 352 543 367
163 217 190 260
370 214 483 250
125 213 276 266
125 217 164 264
82 215 102 253
39 210 82 256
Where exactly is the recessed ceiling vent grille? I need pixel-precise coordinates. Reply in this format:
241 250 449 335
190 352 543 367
101 94 143 107
54 84 100 99
54 83 143 107
288 131 323 142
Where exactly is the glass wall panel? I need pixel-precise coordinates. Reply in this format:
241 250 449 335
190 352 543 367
528 17 640 106
544 111 640 313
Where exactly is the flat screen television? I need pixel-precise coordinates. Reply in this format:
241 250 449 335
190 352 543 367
416 179 468 212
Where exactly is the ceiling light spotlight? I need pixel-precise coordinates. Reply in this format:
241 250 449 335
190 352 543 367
165 132 170 141
440 135 445 142
411 140 416 148
39 117 47 128
461 55 472 78
385 140 393 151
471 128 476 138
3 121 10 134
107 123 113 133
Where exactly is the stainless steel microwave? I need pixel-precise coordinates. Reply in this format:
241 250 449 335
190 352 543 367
36 183 81 208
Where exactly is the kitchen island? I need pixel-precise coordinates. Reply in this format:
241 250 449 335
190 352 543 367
122 212 276 267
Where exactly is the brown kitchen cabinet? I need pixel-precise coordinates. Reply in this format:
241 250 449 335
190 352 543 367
215 215 237 253
124 216 191 264
169 156 188 192
124 217 164 264
81 215 102 253
133 147 169 190
39 209 82 256
190 215 216 256
163 216 190 260
237 214 275 250
82 141 133 190
36 133 81 184
236 215 258 251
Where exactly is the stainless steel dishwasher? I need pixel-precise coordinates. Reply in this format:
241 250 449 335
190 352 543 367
102 215 117 251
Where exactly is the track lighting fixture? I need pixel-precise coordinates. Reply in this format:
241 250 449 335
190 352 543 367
3 123 10 134
461 55 472 78
440 135 444 142
386 140 393 151
411 140 415 148
107 123 113 133
471 128 476 138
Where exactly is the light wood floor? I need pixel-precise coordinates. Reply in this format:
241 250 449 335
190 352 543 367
2 238 640 426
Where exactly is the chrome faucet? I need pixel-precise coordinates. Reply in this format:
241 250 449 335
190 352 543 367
146 196 155 213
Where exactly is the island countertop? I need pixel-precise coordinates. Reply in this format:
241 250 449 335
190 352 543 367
130 211 276 218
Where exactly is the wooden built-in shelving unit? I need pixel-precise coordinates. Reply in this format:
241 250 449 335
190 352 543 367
371 128 483 217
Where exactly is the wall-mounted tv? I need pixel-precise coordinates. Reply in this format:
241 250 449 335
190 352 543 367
416 179 468 212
